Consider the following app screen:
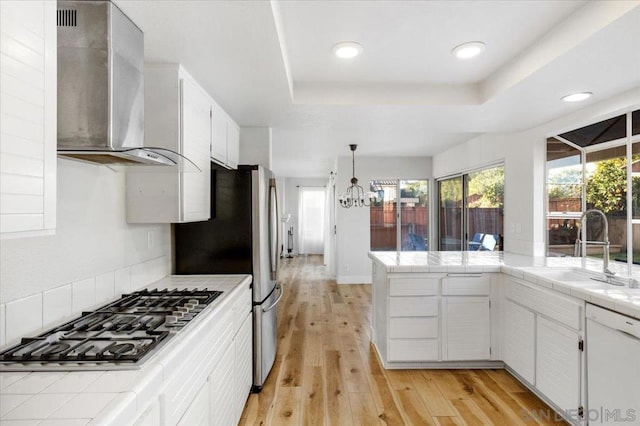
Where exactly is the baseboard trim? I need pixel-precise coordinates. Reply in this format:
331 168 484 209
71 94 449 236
382 360 505 369
336 275 371 284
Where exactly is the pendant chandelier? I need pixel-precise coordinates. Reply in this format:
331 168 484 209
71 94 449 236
339 144 375 208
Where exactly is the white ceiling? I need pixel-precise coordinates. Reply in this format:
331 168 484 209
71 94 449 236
116 0 640 178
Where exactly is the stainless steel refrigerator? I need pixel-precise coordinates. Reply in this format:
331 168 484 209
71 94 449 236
174 164 281 392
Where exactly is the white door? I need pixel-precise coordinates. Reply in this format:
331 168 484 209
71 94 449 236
297 187 326 254
503 299 536 384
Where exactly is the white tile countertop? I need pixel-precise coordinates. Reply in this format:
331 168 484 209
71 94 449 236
369 251 640 319
0 274 251 426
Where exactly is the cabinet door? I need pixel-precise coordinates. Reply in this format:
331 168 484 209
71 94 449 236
0 0 56 236
177 380 210 426
234 312 253 423
226 120 240 169
180 77 211 222
134 397 161 426
536 316 581 415
503 299 535 384
211 103 228 165
210 343 236 426
442 297 491 360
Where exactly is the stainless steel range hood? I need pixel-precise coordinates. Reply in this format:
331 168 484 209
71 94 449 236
56 0 176 167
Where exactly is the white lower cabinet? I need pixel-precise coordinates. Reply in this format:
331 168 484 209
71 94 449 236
155 282 252 425
536 316 581 416
503 299 536 384
387 277 439 362
234 312 253 420
502 276 585 422
134 397 161 426
442 297 490 361
179 381 211 426
375 271 496 364
210 343 236 425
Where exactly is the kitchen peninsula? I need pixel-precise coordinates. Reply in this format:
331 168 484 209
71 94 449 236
369 250 640 424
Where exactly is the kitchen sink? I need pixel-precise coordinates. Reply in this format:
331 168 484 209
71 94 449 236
522 268 594 282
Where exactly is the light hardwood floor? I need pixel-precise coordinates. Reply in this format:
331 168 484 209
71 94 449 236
239 255 566 426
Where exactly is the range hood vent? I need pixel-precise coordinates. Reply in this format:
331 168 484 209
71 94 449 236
57 9 77 27
56 0 194 169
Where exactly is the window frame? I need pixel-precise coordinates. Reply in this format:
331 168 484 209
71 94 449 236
369 178 429 251
546 110 639 275
436 163 505 251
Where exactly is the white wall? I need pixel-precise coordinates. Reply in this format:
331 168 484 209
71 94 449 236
336 156 432 283
434 87 640 256
0 159 171 347
282 177 328 256
239 126 272 168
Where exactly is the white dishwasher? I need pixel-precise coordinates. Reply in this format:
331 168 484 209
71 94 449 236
586 304 640 425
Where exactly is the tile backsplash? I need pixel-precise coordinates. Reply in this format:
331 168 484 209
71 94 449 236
0 256 169 349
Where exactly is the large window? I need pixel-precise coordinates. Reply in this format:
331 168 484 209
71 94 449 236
370 179 428 251
438 165 504 251
546 110 640 273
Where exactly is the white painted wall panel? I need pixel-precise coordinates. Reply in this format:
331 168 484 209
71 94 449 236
239 126 271 168
433 88 640 256
1 159 171 304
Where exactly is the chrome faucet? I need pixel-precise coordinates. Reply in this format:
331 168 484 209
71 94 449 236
577 209 618 283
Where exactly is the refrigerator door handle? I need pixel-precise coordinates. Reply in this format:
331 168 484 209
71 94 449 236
268 178 279 281
262 283 284 312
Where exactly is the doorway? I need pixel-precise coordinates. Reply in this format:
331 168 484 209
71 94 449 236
298 187 326 254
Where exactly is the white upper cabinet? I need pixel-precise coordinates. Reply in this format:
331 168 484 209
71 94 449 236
126 64 210 223
0 0 56 237
210 101 239 170
226 119 239 169
210 102 228 165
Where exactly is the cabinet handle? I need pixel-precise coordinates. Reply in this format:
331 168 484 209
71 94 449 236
445 273 483 278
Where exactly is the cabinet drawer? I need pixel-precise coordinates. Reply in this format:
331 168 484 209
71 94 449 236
505 279 582 330
389 277 439 296
442 275 490 295
389 297 438 317
390 317 438 338
388 339 439 361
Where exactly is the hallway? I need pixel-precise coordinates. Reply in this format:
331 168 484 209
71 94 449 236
239 255 565 425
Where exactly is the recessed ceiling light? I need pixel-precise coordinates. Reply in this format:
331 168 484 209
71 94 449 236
332 42 363 59
451 41 486 59
561 92 593 102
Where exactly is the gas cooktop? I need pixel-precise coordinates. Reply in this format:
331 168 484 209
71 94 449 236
0 288 222 371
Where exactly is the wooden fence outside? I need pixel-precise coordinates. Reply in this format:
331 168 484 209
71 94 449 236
370 206 428 250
